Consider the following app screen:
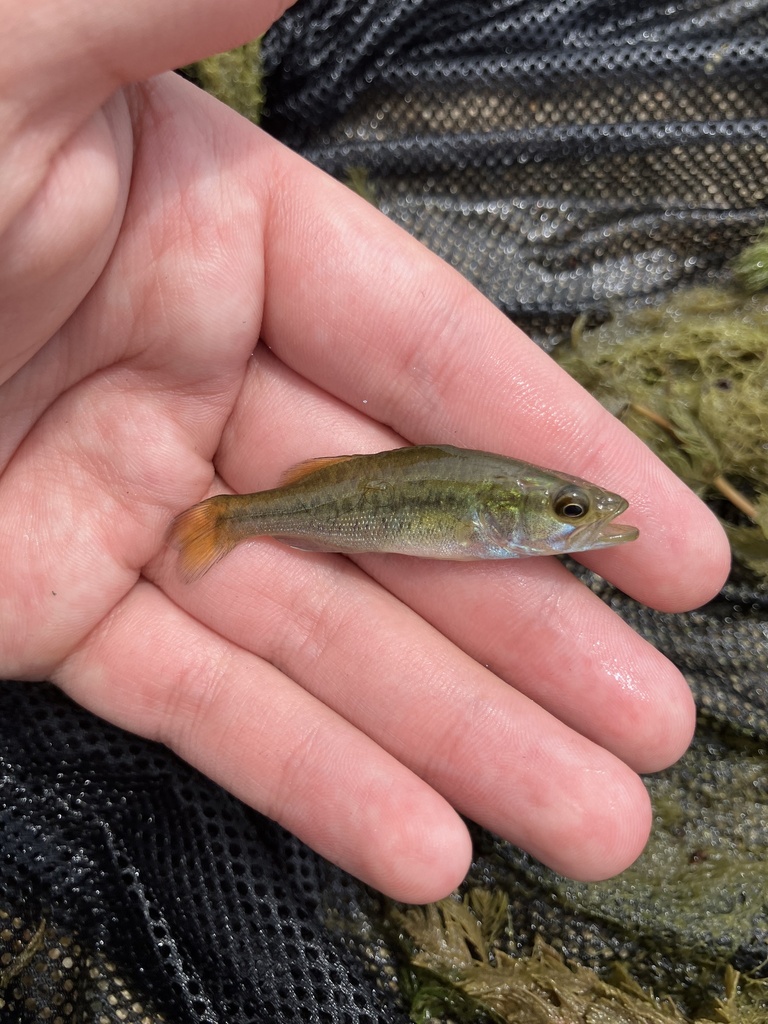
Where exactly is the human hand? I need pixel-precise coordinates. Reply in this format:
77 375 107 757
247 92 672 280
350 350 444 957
1 0 730 902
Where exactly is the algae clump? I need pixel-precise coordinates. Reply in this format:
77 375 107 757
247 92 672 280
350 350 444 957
391 889 768 1024
186 39 265 125
555 229 768 578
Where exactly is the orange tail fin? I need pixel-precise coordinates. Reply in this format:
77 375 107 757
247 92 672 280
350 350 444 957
168 497 239 582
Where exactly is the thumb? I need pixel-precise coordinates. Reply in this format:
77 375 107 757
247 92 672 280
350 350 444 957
0 0 293 384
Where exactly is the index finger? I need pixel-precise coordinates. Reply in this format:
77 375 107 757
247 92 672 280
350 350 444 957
257 151 730 611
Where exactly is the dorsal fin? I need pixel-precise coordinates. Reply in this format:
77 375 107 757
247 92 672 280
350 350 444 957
280 454 359 486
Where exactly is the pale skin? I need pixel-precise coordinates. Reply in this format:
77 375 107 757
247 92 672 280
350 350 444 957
1 0 730 903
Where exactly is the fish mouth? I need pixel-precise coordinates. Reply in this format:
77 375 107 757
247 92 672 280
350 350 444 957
588 494 639 549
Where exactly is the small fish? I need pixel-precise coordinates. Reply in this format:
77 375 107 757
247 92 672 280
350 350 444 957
169 444 638 581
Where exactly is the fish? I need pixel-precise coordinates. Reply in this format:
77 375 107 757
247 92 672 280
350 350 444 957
169 444 639 581
171 444 638 581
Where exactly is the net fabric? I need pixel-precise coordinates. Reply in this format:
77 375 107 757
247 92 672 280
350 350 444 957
262 0 768 342
3 1 768 1020
0 682 404 1023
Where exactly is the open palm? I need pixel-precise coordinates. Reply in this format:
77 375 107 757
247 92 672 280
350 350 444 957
0 0 730 901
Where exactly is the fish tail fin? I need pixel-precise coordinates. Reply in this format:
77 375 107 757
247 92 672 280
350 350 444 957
168 497 240 582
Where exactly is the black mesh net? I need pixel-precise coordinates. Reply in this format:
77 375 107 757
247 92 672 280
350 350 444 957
3 1 768 1021
260 0 768 345
0 681 403 1023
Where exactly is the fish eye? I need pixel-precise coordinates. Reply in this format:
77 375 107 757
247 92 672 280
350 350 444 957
553 486 590 520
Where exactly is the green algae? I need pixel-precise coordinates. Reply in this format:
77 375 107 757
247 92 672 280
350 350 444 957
732 233 768 294
555 229 768 579
344 166 379 206
187 38 264 124
390 889 768 1024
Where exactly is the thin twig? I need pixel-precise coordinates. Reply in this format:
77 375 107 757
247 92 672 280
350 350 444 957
629 402 676 434
628 403 759 522
0 918 46 990
712 475 759 520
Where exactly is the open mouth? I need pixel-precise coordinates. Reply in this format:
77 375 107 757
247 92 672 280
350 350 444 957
589 495 639 549
554 510 640 555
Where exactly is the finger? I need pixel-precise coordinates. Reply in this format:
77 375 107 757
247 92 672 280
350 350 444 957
255 150 731 610
152 518 652 883
0 74 269 466
1 0 291 372
209 347 696 773
55 579 473 904
361 556 696 774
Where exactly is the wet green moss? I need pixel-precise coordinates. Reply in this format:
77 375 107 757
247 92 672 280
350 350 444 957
186 39 264 124
555 229 768 578
389 889 768 1024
